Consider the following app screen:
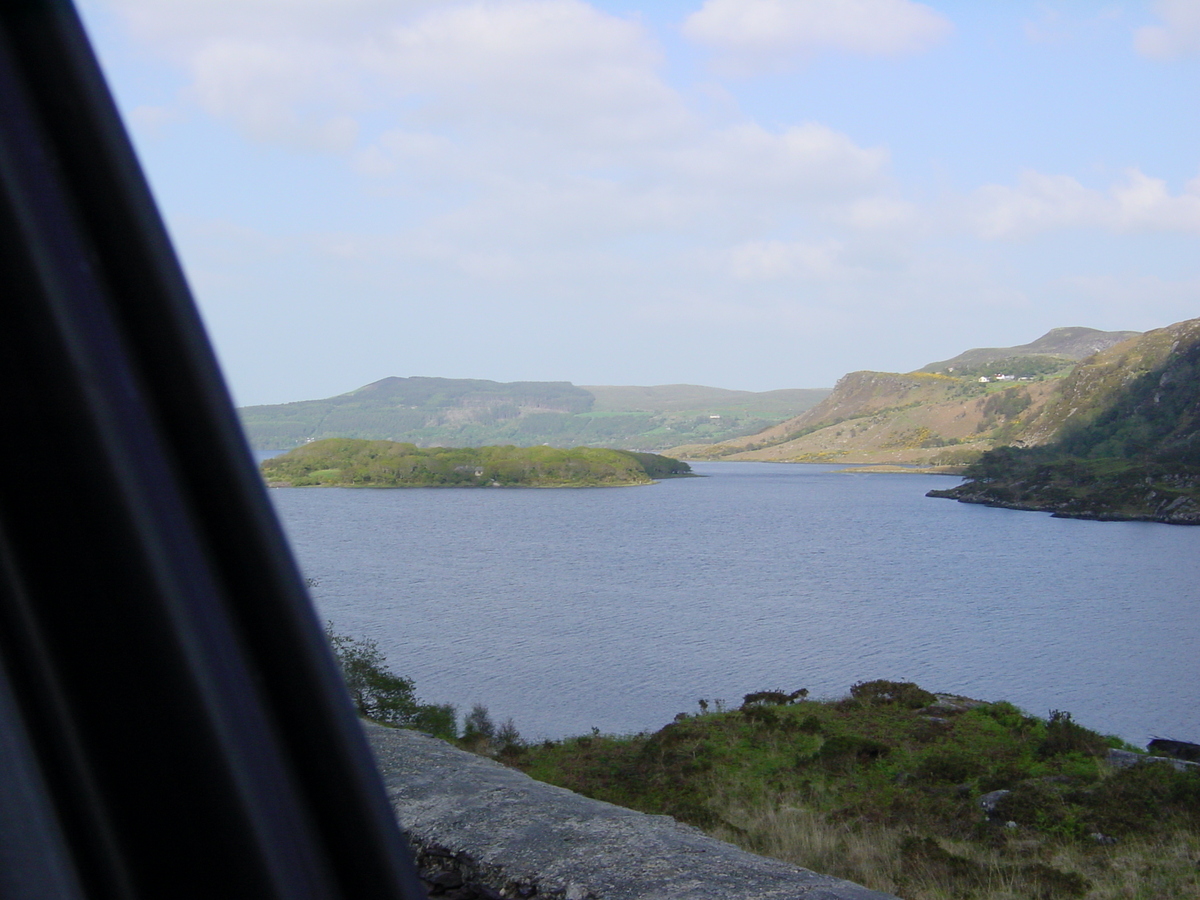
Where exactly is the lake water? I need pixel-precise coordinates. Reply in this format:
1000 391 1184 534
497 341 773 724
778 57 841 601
266 461 1200 745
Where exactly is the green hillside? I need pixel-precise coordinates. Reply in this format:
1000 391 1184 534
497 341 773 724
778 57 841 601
504 683 1199 900
671 326 1142 468
929 318 1200 523
260 438 691 487
239 377 829 452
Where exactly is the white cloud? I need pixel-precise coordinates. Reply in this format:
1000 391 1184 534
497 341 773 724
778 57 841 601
95 0 936 391
969 168 1200 238
105 0 687 155
730 239 844 279
104 0 437 46
363 1 689 156
1135 0 1200 59
666 123 887 195
682 0 952 74
96 0 901 232
104 0 393 148
838 196 919 231
1022 6 1123 45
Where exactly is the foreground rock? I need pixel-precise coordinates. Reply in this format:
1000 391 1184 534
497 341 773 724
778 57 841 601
364 723 898 900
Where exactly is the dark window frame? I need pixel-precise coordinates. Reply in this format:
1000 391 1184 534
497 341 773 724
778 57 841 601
0 3 424 897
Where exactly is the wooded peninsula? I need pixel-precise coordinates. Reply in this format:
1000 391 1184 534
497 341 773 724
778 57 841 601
260 438 692 487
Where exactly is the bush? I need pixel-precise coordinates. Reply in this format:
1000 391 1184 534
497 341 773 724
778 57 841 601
914 749 986 784
1037 710 1106 759
741 689 808 708
816 734 892 771
325 626 457 740
460 704 524 756
849 680 936 709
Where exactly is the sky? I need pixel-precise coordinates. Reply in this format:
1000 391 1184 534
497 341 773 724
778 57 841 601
75 0 1200 407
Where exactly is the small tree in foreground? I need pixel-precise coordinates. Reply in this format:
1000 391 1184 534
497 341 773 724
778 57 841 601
460 703 523 757
325 626 457 740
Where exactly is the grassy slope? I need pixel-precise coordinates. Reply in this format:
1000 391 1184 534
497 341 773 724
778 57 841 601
671 328 1146 468
239 378 830 452
501 684 1200 900
671 372 1063 468
261 438 691 487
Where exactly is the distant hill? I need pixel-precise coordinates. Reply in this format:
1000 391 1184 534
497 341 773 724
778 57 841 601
238 377 830 452
671 326 1143 468
917 327 1141 376
583 384 823 416
929 318 1200 523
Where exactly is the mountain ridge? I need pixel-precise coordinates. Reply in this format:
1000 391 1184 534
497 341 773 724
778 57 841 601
918 327 1141 375
238 376 830 452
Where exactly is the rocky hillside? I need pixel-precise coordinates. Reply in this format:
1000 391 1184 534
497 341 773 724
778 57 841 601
672 327 1142 469
929 318 1200 523
1005 318 1200 451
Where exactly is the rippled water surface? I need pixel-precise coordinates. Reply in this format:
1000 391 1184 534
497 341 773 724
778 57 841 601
269 462 1200 743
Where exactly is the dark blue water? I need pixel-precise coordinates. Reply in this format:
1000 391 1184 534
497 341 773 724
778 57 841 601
267 462 1200 744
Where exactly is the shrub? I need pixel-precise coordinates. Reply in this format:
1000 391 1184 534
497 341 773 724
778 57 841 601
798 714 823 734
816 734 892 770
1086 761 1200 835
914 749 986 784
1037 710 1106 759
849 680 936 709
976 700 1030 731
325 626 457 740
743 705 781 727
461 703 496 749
742 689 808 708
459 705 524 756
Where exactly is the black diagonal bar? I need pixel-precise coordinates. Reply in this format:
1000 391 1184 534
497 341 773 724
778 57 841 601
0 2 424 898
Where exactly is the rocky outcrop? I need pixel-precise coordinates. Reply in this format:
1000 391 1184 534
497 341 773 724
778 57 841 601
1106 748 1200 773
927 467 1200 524
364 723 898 900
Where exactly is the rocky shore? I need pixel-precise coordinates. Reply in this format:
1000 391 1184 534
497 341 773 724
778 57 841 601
927 470 1200 525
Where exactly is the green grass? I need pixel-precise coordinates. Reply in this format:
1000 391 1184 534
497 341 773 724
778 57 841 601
499 683 1200 900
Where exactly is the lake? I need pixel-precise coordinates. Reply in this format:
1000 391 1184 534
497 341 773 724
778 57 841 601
267 461 1200 745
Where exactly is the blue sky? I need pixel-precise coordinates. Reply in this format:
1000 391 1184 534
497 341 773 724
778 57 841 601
77 0 1200 406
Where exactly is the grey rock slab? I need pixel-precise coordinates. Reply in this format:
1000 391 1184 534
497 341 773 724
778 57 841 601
365 723 900 900
1107 748 1200 773
977 790 1011 816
